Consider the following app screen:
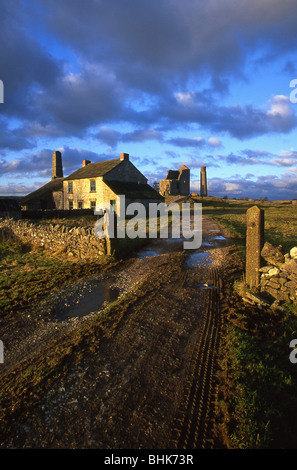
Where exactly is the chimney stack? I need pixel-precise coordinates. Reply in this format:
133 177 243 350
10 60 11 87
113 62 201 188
52 151 63 179
83 160 91 166
120 153 129 161
200 166 207 197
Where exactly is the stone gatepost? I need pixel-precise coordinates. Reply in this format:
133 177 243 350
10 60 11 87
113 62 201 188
246 205 264 288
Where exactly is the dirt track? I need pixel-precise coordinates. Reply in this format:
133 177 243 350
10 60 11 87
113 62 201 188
0 217 243 449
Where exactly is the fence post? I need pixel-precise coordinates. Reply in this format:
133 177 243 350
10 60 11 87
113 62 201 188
246 205 264 288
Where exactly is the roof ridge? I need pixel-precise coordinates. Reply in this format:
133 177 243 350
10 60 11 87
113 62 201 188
64 158 121 180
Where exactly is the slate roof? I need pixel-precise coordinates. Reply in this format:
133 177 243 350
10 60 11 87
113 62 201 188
20 178 64 205
104 181 164 200
64 159 121 180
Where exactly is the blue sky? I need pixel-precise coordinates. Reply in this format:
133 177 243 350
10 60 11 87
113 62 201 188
1 0 297 200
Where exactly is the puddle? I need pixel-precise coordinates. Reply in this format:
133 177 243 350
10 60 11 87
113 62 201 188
211 235 226 240
138 250 160 259
186 252 212 268
201 241 213 247
165 237 184 242
165 235 199 243
53 280 120 321
197 282 217 290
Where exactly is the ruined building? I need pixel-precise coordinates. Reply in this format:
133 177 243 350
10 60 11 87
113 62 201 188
20 151 163 211
200 166 207 197
159 165 190 196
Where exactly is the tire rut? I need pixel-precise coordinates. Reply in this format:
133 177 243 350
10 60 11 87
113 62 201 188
170 267 222 449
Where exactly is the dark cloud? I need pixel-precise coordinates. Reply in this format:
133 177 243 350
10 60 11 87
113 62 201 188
0 1 62 120
213 148 297 168
41 0 297 89
1 0 297 206
191 172 297 201
157 93 297 139
0 119 34 152
1 0 296 147
0 148 53 176
0 146 109 178
59 146 111 175
166 136 222 149
167 137 208 148
94 127 163 147
0 182 45 197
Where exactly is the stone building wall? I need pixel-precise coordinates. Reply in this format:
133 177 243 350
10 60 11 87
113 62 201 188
63 176 102 210
52 189 64 210
178 167 190 196
104 160 147 184
159 179 179 196
0 218 107 259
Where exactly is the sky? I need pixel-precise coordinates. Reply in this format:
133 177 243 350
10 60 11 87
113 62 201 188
1 0 297 200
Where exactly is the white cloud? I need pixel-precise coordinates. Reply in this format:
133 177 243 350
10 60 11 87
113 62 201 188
208 137 221 147
174 91 196 107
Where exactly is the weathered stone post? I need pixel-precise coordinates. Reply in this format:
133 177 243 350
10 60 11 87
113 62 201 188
246 205 264 288
105 209 117 255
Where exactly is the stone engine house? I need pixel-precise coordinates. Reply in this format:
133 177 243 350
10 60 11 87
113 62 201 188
159 165 190 197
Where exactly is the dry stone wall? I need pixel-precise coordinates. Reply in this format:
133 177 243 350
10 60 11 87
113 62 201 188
259 242 297 304
0 218 107 259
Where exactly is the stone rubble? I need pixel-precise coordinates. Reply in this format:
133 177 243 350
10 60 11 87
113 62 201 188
259 242 297 304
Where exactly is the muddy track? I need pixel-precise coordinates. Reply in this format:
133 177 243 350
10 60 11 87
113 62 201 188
170 267 222 449
0 217 237 449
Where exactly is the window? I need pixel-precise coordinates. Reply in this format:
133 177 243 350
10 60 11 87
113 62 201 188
69 200 73 210
90 180 96 192
90 200 96 210
110 199 116 212
68 182 73 193
78 201 83 209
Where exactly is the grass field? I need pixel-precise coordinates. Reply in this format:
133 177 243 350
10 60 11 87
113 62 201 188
199 197 297 258
0 241 113 316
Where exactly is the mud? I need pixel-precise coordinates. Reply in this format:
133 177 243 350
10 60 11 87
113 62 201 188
0 216 241 449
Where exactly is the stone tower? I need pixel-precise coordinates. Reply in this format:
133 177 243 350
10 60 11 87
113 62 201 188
178 165 190 196
52 151 63 179
200 166 207 197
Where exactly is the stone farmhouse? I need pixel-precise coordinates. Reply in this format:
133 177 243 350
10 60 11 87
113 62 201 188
20 151 163 212
159 165 190 197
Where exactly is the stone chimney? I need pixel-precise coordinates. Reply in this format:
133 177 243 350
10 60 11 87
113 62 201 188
200 166 207 197
52 151 63 179
83 160 91 166
120 153 129 161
